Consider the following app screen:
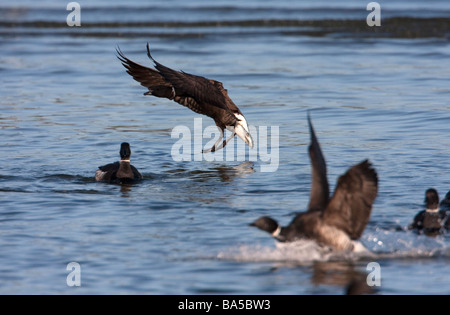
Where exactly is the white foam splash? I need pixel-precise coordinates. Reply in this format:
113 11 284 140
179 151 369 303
217 239 375 264
362 228 450 259
217 230 450 264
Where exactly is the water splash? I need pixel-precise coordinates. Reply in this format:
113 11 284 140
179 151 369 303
217 239 377 265
363 228 450 259
218 229 450 264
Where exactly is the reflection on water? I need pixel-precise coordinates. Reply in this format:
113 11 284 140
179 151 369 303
188 162 255 183
119 183 134 196
310 261 375 295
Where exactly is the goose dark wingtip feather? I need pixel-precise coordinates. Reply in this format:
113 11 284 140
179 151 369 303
116 46 129 66
146 42 155 63
362 159 378 185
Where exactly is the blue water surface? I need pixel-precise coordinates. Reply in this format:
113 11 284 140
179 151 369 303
1 0 450 294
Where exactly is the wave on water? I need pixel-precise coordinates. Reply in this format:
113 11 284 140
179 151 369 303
1 17 449 39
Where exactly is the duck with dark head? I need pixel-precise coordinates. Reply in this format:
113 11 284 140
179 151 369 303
95 142 142 183
409 188 450 236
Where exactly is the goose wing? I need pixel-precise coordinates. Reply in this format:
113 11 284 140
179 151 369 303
98 162 119 173
117 47 174 98
95 162 120 181
307 113 330 212
131 165 143 179
322 160 378 239
117 45 238 123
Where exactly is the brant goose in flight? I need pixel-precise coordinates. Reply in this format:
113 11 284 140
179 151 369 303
409 188 449 234
95 142 142 183
250 114 378 251
117 44 254 153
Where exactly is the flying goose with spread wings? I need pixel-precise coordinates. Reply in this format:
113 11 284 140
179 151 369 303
117 44 253 153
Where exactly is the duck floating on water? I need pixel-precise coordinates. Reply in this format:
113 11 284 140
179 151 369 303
117 43 253 153
409 188 450 235
95 142 142 183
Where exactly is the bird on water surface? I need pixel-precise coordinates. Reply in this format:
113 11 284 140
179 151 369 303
250 113 378 251
95 142 142 183
116 43 254 153
409 188 450 235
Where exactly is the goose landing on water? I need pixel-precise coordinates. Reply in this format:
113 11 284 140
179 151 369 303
250 113 378 251
117 44 254 153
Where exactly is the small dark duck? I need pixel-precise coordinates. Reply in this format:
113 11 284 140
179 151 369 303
95 142 142 183
409 188 449 235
